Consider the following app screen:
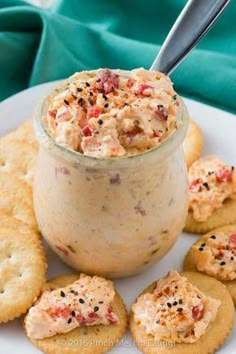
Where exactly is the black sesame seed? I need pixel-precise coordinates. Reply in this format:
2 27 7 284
177 308 183 312
89 91 93 96
220 261 226 266
70 290 75 294
167 302 172 308
173 301 178 306
98 119 103 125
67 318 72 324
104 103 109 108
199 247 204 251
175 286 178 289
203 182 210 190
210 235 216 239
60 291 66 297
78 97 84 105
201 243 206 247
72 94 77 99
232 166 235 171
102 93 108 100
88 98 94 105
231 256 234 260
94 306 99 312
99 301 104 304
77 88 83 92
86 82 90 87
79 298 84 304
179 299 183 305
64 99 69 105
71 310 76 317
172 95 177 100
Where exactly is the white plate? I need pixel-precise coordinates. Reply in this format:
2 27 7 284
0 82 235 354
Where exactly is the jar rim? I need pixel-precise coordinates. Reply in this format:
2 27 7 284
34 77 189 167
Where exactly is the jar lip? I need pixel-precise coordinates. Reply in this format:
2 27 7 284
34 79 189 166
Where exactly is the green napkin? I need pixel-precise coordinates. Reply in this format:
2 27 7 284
0 0 235 112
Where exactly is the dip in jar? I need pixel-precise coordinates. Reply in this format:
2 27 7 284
34 68 189 278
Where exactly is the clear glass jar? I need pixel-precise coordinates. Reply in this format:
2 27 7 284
33 82 189 278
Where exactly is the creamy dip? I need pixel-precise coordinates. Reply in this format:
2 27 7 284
34 68 188 277
25 274 118 339
44 68 179 158
191 230 236 281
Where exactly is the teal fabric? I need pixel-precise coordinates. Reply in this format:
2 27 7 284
0 0 236 112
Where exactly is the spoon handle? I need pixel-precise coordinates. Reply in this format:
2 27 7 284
150 0 230 75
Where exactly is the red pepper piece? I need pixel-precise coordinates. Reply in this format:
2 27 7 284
48 109 57 118
215 167 233 183
87 105 101 119
96 68 119 94
192 305 203 320
82 125 92 136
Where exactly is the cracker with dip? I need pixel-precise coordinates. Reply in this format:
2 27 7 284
183 224 236 304
24 274 128 354
185 155 236 233
130 270 234 354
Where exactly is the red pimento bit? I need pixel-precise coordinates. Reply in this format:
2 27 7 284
127 78 136 88
155 105 169 120
96 68 119 94
82 125 92 137
229 234 236 245
192 305 203 320
136 84 153 95
189 178 202 190
215 167 233 183
87 105 101 119
48 110 57 118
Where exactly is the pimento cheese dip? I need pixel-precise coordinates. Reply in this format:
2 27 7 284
189 156 236 222
34 68 189 277
191 231 236 281
44 68 179 158
132 271 220 343
25 274 118 339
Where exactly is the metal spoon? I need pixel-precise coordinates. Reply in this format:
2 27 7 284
150 0 230 75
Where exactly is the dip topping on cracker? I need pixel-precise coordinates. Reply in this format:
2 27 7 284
191 231 236 281
44 68 179 158
25 274 118 339
132 270 220 343
188 156 236 222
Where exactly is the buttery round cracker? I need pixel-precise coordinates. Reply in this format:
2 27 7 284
0 172 37 230
6 119 38 148
130 272 234 354
0 138 38 186
24 274 128 354
0 227 46 323
185 198 236 234
183 225 236 304
183 119 203 169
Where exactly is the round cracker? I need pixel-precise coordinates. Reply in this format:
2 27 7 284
130 272 234 354
0 172 37 230
0 227 46 322
183 225 236 304
0 211 40 237
0 138 37 186
183 119 203 168
24 274 128 354
6 119 38 148
185 198 236 234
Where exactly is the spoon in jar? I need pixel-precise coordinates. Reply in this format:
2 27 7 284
150 0 230 75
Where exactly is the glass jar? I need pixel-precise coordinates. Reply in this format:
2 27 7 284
33 80 189 278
